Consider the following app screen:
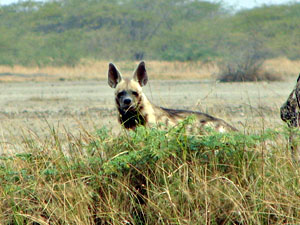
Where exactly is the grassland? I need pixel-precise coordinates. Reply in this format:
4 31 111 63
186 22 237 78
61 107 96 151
0 60 300 224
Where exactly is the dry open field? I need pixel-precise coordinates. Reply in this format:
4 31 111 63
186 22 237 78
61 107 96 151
0 76 298 154
0 58 299 154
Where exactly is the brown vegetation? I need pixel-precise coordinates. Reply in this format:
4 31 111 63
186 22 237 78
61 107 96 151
0 58 299 82
0 61 215 82
217 53 285 82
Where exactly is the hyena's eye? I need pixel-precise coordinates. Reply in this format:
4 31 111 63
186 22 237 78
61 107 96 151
117 91 126 98
131 91 139 97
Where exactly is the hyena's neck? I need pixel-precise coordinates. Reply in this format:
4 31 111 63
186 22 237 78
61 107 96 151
118 94 156 129
139 94 157 124
118 108 146 129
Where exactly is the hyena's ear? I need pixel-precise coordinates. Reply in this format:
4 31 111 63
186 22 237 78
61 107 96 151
295 73 300 109
133 61 148 86
108 63 122 88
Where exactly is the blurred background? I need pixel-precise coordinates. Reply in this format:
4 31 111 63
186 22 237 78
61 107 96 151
0 0 300 81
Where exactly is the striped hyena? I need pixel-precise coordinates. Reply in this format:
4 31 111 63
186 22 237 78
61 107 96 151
280 74 300 162
108 61 237 132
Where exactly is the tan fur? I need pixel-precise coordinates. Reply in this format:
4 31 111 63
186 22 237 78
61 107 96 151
108 61 237 133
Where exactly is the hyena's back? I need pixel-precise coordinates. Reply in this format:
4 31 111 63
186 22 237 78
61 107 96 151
156 107 238 132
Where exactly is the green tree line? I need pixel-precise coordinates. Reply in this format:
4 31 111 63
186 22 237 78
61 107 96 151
0 0 300 66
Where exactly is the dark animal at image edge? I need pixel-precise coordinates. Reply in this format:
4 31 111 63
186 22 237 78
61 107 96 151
280 74 300 162
108 61 237 132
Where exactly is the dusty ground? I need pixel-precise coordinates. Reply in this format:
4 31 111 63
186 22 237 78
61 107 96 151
0 78 296 154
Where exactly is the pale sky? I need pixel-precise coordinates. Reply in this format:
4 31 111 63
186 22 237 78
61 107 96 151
0 0 299 9
221 0 299 9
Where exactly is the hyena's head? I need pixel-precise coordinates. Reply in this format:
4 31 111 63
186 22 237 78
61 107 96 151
108 61 148 119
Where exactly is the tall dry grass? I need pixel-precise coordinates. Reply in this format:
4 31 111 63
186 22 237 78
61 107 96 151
0 60 216 82
0 118 300 224
263 57 300 78
1 57 298 82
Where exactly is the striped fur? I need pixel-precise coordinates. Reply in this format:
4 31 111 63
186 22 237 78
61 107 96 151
280 74 300 162
108 61 237 132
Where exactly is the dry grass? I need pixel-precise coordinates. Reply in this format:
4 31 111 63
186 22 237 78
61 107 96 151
218 57 300 82
1 120 300 224
0 58 299 82
0 60 216 82
263 57 300 78
0 58 298 83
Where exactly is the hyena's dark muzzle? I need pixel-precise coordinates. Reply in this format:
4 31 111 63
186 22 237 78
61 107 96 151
117 91 135 111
